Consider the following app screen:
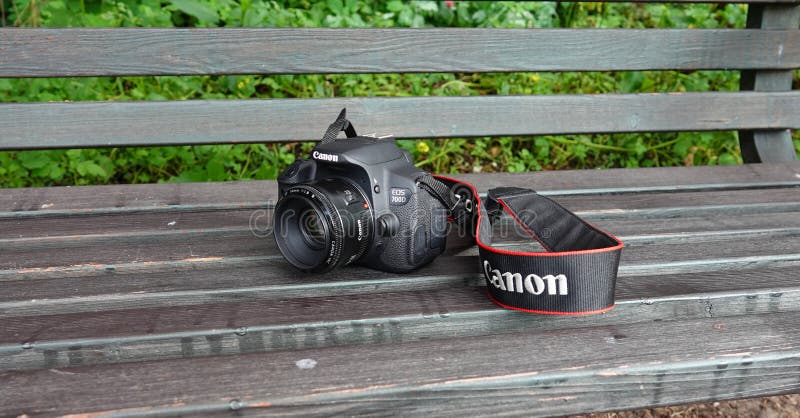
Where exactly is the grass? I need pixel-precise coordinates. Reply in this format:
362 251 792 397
0 1 797 188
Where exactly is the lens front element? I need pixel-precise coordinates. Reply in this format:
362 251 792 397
274 179 372 272
299 208 326 250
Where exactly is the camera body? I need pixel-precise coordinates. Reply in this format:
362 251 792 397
275 134 448 273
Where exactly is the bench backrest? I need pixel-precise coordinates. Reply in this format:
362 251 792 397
1 2 798 163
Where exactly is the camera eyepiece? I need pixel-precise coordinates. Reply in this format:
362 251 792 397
274 179 372 273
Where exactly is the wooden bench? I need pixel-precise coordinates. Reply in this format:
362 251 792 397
1 2 799 416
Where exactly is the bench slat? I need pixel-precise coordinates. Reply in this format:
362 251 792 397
2 187 798 241
3 215 799 270
2 92 799 149
3 310 799 416
2 164 797 213
3 193 799 270
2 276 800 372
3 221 799 293
1 233 797 316
1 28 798 78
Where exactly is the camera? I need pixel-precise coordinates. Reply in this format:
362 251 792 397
273 110 451 273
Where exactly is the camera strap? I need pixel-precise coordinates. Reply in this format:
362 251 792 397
434 175 624 315
321 109 358 144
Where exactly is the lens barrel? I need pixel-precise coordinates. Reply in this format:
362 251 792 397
274 179 372 272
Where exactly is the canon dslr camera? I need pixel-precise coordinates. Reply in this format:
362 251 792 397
274 109 454 273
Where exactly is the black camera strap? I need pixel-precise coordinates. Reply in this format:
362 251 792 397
435 175 623 315
321 109 358 144
318 109 623 315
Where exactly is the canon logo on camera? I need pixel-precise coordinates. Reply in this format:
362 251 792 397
312 150 339 162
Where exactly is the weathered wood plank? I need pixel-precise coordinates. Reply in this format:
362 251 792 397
1 28 798 78
1 255 798 345
2 216 798 289
2 310 799 416
1 248 798 319
3 225 799 297
3 219 799 264
2 92 800 149
2 252 799 316
3 186 798 239
3 164 797 214
1 283 799 372
2 202 798 270
1 209 800 253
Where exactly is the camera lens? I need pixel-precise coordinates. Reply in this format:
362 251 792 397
298 208 326 250
274 179 372 272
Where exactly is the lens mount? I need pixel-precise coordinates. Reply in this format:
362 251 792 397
273 179 372 273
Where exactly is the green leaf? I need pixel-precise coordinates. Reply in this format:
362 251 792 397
0 79 13 91
255 164 278 179
206 158 226 181
18 152 52 170
48 164 66 180
574 143 587 160
508 161 525 173
718 152 738 166
672 136 692 158
170 168 208 183
169 0 220 24
327 0 344 13
386 1 404 13
415 1 438 13
76 161 108 178
534 138 550 159
633 140 648 157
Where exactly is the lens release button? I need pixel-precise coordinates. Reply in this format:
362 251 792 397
377 214 399 237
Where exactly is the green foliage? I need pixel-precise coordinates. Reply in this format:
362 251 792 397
0 1 795 187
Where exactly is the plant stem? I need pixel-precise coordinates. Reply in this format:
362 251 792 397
649 137 681 150
547 137 632 153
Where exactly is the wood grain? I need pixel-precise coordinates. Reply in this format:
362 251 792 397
2 206 798 268
2 284 799 372
2 28 799 78
2 184 797 237
3 163 798 214
2 311 800 416
0 251 797 339
2 92 800 149
2 185 798 269
0 164 799 415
